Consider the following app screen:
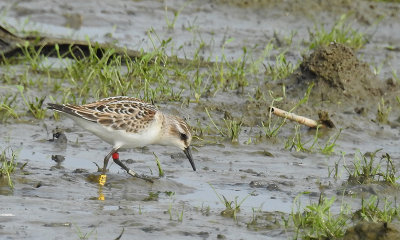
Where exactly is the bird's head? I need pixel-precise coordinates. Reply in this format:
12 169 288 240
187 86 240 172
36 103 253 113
162 116 195 171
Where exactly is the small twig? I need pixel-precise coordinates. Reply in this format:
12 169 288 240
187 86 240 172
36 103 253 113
269 107 333 128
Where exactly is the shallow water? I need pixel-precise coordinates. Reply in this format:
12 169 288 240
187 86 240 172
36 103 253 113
0 0 400 239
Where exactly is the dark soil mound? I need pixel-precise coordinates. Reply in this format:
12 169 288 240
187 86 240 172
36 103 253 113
344 221 400 240
299 42 381 103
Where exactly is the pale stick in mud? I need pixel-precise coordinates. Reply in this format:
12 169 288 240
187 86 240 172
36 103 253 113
269 107 324 128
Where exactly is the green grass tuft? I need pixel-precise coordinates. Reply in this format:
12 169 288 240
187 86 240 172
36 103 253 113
0 93 19 122
0 147 18 189
355 195 400 223
345 150 399 185
287 193 349 239
309 14 366 50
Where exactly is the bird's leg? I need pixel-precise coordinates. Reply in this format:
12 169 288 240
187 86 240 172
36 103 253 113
111 152 137 176
99 148 118 186
111 153 155 183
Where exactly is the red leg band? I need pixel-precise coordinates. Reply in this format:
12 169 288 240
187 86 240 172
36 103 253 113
112 152 119 160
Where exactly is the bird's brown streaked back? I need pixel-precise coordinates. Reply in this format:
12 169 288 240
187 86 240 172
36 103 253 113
48 98 158 134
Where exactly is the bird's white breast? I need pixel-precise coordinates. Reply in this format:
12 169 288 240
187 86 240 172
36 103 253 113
69 115 163 149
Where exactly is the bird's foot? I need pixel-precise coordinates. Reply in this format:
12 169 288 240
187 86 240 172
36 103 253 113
127 169 158 183
98 174 107 186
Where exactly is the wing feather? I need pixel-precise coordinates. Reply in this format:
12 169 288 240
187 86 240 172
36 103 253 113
48 96 158 133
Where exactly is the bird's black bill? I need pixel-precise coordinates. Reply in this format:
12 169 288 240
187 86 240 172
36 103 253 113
183 147 196 171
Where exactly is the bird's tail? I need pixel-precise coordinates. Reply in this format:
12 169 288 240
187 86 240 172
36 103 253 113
47 103 64 111
47 103 97 122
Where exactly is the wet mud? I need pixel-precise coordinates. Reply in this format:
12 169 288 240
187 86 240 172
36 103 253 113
0 0 400 239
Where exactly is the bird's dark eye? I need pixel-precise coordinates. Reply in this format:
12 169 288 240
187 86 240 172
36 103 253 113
180 133 188 141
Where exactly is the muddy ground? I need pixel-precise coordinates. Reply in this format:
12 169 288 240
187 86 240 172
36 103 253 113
0 0 400 239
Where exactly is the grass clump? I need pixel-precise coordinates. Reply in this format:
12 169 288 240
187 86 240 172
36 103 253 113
345 150 399 185
223 119 243 143
4 33 192 115
264 51 297 81
286 193 400 239
210 184 252 221
17 41 49 72
284 126 341 155
17 85 46 119
354 195 400 223
219 195 245 220
3 30 300 116
209 43 249 93
284 125 312 152
0 93 18 122
224 47 248 92
286 193 349 239
205 108 243 143
75 35 179 103
309 14 366 50
206 41 297 95
0 147 18 189
248 42 297 82
376 98 391 124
